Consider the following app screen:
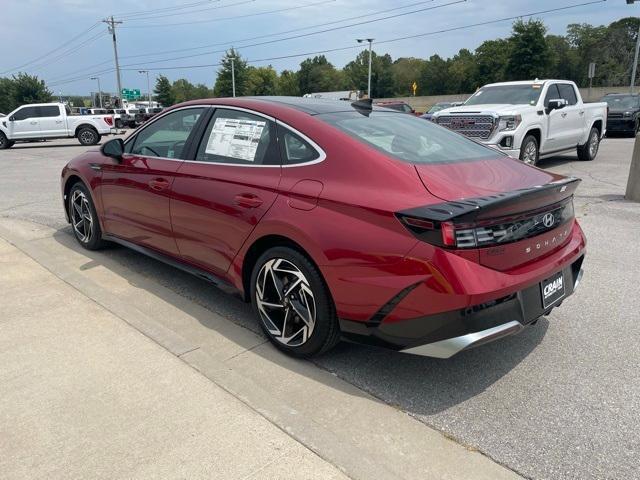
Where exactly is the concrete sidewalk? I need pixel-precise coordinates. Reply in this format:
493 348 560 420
0 218 523 480
0 237 348 480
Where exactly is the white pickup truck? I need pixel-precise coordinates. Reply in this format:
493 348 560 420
0 103 114 149
432 80 607 165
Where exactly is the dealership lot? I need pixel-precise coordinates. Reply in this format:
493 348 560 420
1 136 638 479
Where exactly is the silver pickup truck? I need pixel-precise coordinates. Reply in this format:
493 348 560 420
0 103 114 149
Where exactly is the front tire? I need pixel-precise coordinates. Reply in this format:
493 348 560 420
250 247 340 358
519 134 539 166
577 127 600 161
77 127 100 146
0 132 14 149
68 182 107 250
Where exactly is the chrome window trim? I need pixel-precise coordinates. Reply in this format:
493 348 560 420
122 103 327 168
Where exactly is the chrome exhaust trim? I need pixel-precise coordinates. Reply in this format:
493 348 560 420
574 269 584 291
401 320 524 359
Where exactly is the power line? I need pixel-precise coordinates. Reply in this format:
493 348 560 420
119 0 337 28
117 0 256 22
116 0 435 61
113 0 220 19
117 0 465 67
0 22 100 75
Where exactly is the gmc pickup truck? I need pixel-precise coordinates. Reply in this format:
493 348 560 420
0 103 114 149
432 80 607 165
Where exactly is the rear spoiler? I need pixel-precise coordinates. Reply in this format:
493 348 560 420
401 177 581 223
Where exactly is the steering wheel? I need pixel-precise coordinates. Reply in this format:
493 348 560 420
140 145 160 157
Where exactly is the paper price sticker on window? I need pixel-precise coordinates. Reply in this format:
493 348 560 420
205 117 266 162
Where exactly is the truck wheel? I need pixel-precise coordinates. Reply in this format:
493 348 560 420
577 127 600 161
115 119 124 129
0 132 14 149
519 135 539 166
77 127 100 146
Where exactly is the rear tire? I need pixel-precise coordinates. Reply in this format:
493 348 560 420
0 132 14 149
577 127 600 161
519 134 539 166
68 182 107 250
77 127 100 146
115 119 124 129
250 246 340 358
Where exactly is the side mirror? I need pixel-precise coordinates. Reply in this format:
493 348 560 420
8 116 15 121
100 138 124 160
547 98 568 112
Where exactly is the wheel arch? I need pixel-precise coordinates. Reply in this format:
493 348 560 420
74 123 99 137
522 127 541 149
62 173 102 229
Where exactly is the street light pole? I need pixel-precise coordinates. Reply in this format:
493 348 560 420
632 23 640 94
90 77 102 108
139 70 151 107
357 38 374 98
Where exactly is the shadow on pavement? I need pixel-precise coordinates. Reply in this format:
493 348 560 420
51 226 545 414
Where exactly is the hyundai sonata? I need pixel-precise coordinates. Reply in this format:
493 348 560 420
61 97 586 358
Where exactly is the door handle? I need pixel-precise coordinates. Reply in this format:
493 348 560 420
234 193 263 208
55 120 63 124
148 178 170 191
579 111 585 116
30 121 38 125
561 112 567 118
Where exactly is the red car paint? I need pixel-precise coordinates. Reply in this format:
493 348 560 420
61 97 586 356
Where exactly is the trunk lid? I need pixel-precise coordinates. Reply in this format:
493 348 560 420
413 157 579 271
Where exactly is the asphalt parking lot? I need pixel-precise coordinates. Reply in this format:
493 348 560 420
1 135 638 480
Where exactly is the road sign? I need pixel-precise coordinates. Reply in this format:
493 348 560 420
412 82 418 96
121 88 141 100
588 63 596 79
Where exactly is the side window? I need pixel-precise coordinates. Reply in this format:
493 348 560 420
277 126 320 165
130 107 204 159
544 84 561 108
558 84 578 106
38 106 61 117
402 104 414 113
195 109 280 166
12 106 37 121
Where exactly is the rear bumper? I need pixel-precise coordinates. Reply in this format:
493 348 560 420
339 255 585 358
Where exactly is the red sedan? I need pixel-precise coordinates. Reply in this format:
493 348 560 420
61 97 586 358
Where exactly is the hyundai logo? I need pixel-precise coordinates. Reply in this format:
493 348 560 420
542 213 555 228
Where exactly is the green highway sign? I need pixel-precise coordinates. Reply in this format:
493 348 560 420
121 88 141 100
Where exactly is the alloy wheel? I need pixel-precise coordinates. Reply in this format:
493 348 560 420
79 130 96 145
589 131 599 158
522 141 537 165
255 258 316 347
70 190 93 243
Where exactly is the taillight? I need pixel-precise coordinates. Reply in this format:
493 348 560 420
104 116 114 127
397 200 574 249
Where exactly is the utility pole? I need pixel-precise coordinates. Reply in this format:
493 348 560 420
625 0 640 201
90 77 102 108
357 38 374 98
230 56 236 98
103 16 123 107
139 70 151 107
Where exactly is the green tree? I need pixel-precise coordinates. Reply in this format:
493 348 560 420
277 70 299 96
170 79 195 104
214 48 248 97
391 57 426 96
343 50 395 98
297 55 343 94
506 19 549 80
9 73 52 108
475 39 510 86
192 83 213 99
0 77 13 113
68 96 89 108
545 34 578 81
245 66 279 96
154 75 174 106
419 55 450 95
447 49 478 93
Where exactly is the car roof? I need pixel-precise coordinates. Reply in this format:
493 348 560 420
176 96 399 116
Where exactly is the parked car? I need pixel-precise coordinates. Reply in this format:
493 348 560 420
139 107 164 123
600 93 640 137
420 102 456 121
61 97 586 359
106 109 131 129
432 80 607 165
0 103 114 149
374 100 420 115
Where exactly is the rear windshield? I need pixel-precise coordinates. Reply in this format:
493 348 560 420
318 111 499 164
465 84 543 106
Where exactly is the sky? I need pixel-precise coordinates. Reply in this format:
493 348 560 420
0 0 637 95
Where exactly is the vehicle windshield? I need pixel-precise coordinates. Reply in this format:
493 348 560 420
318 111 499 164
427 103 451 114
603 96 639 109
465 84 543 106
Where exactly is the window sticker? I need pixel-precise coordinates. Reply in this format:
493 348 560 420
205 117 266 162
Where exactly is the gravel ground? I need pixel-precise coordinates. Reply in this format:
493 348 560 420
1 134 638 479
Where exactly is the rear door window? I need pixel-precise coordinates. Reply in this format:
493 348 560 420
195 108 280 165
38 105 61 117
